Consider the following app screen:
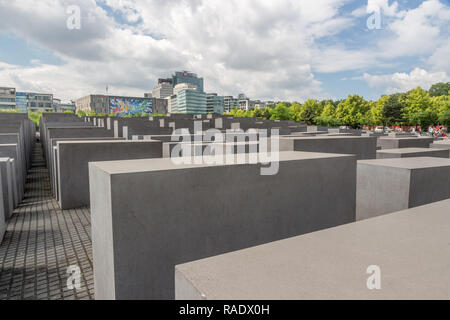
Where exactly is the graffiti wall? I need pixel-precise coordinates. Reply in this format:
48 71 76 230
109 96 153 116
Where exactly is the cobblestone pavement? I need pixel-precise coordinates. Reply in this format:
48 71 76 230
0 143 94 300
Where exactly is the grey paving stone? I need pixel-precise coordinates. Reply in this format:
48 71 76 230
0 143 94 300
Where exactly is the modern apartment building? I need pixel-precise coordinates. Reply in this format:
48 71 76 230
16 92 53 112
172 71 204 92
224 96 239 112
151 78 173 99
206 93 225 114
0 87 16 110
53 98 76 112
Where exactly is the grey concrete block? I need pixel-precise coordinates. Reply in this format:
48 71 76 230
0 144 24 201
89 151 356 299
0 158 14 220
175 199 450 300
356 157 450 220
377 137 433 149
57 140 163 209
280 136 377 160
430 141 450 157
376 147 449 159
0 165 5 244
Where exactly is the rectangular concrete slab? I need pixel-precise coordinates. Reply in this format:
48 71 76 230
175 199 450 300
376 147 449 159
356 157 450 220
0 158 14 220
57 140 163 209
279 136 377 160
377 137 433 149
89 151 357 299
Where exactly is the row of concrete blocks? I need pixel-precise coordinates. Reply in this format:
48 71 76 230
0 113 36 244
48 134 380 210
48 130 447 211
88 150 450 299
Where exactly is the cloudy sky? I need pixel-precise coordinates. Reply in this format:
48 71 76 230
0 0 449 102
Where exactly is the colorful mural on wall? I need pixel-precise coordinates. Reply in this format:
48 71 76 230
109 96 153 116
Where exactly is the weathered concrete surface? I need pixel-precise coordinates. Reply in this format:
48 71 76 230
376 147 449 159
49 137 125 197
57 140 163 209
377 137 433 149
280 136 377 160
0 166 5 244
0 144 24 202
356 157 450 220
175 199 450 300
430 140 450 157
89 151 357 300
0 158 14 220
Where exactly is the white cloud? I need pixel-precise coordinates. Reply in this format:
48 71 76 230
362 68 450 94
0 0 448 101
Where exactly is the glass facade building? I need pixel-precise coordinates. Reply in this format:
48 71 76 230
172 71 204 92
173 89 207 114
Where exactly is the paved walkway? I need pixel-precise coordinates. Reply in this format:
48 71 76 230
0 142 94 300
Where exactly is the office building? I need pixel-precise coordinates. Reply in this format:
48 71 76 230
151 78 173 99
0 87 16 110
206 93 225 114
53 98 76 112
17 91 53 112
171 83 206 114
172 71 204 92
75 95 110 114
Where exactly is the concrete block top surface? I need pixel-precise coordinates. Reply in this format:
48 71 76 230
378 136 433 141
90 151 354 175
433 140 450 145
175 199 450 300
358 157 450 169
57 140 160 146
281 136 373 140
376 148 443 154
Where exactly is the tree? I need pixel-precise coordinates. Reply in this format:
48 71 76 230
321 102 336 118
431 95 450 119
403 87 432 125
367 96 387 126
64 110 74 114
429 82 450 97
253 107 263 118
335 95 369 127
415 110 438 131
76 109 86 117
297 99 322 125
440 111 450 127
382 93 406 126
270 103 291 120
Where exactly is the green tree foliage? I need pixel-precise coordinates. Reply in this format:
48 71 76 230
429 82 450 97
76 109 86 117
440 111 450 127
270 103 291 120
403 87 432 125
335 95 369 127
382 93 406 125
28 110 43 128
